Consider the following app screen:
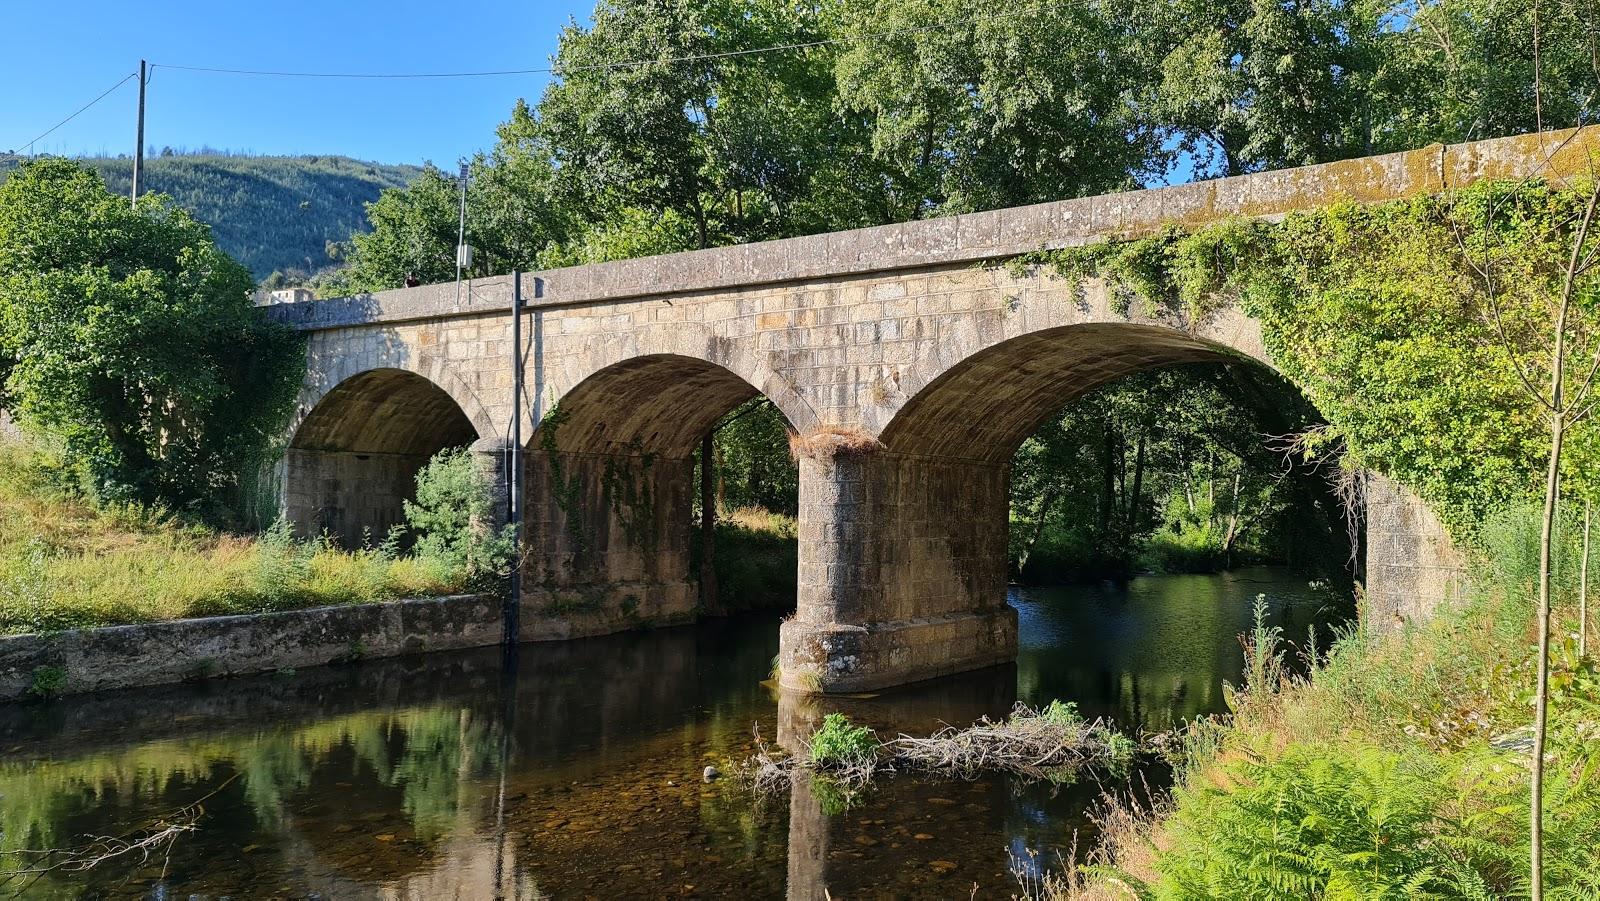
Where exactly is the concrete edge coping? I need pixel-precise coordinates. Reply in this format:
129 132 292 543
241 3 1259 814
0 593 497 702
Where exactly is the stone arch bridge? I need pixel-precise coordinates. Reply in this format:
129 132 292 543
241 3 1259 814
269 129 1592 693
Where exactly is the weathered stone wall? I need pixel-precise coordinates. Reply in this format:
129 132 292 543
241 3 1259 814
282 447 426 545
1365 474 1469 630
521 449 698 638
0 594 500 701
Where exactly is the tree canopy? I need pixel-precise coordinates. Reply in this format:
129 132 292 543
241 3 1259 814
329 0 1594 295
0 159 302 516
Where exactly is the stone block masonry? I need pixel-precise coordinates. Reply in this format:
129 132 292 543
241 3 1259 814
267 129 1599 693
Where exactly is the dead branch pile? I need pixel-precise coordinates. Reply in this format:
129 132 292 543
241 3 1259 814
887 703 1132 780
734 723 879 797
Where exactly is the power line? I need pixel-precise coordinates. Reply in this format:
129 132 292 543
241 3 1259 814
17 72 138 155
151 7 1044 81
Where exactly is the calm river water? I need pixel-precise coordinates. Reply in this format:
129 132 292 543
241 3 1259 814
1 568 1346 899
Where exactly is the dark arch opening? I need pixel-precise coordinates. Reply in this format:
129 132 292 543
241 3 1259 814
285 368 479 546
525 353 801 622
533 354 769 457
881 323 1238 463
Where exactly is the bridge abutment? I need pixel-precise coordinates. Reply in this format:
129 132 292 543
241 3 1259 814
779 449 1018 693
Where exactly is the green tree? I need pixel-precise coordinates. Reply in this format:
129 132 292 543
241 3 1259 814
829 0 1162 213
0 159 302 516
1144 0 1390 176
1374 0 1600 151
330 101 572 294
538 0 873 251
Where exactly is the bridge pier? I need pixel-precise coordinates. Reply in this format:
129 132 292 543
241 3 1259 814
519 448 699 639
778 448 1018 693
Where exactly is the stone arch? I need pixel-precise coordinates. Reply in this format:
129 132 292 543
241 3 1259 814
283 367 482 546
535 353 804 457
521 352 804 639
879 319 1272 462
535 323 818 448
290 349 496 447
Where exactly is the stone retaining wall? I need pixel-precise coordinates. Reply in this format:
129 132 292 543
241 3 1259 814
0 594 501 702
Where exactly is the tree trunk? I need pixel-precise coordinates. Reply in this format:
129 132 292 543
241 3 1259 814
1582 499 1592 659
1532 410 1563 901
1127 433 1148 532
700 430 719 616
1098 425 1116 541
1222 472 1243 563
1018 487 1059 573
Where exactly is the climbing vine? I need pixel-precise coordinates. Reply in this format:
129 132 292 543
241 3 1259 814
1009 178 1600 543
537 403 592 561
536 403 661 568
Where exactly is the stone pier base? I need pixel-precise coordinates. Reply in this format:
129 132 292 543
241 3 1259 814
779 608 1017 693
778 447 1018 693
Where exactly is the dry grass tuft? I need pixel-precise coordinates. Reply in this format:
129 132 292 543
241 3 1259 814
0 439 471 635
787 426 882 461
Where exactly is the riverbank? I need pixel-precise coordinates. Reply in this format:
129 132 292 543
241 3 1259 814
1055 528 1600 896
0 440 475 636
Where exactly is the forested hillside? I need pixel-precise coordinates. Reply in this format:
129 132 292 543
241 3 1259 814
0 152 420 280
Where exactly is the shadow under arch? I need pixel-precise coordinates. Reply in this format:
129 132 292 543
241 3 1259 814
879 321 1268 463
284 367 480 546
520 353 801 638
533 353 802 457
879 318 1357 586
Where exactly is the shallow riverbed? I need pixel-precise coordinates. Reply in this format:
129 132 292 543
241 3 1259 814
0 567 1345 898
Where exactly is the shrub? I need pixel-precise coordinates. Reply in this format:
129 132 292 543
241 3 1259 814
403 448 514 591
806 713 879 768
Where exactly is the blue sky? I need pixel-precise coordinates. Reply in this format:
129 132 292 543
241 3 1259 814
2 1 582 165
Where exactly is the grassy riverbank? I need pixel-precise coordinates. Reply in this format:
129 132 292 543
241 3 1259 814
0 441 469 635
1053 514 1600 897
710 507 798 613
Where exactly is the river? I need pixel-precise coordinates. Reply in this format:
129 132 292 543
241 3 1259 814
0 567 1346 899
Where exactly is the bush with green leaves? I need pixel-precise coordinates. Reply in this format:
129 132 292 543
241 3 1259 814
403 447 513 591
0 158 302 520
806 713 879 769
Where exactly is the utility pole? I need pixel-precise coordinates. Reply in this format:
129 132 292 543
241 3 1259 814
505 271 524 648
131 60 147 207
455 161 470 305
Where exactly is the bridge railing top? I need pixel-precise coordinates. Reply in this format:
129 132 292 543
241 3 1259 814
269 126 1597 332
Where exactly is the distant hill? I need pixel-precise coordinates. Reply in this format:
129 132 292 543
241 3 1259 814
0 153 421 280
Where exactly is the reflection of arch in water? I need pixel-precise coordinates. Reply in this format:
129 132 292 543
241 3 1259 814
284 368 480 546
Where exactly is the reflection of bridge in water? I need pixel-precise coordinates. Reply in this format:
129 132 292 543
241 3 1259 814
268 131 1593 692
1 615 1055 897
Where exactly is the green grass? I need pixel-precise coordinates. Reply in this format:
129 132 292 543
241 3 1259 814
0 441 471 635
1060 508 1600 899
710 506 797 612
